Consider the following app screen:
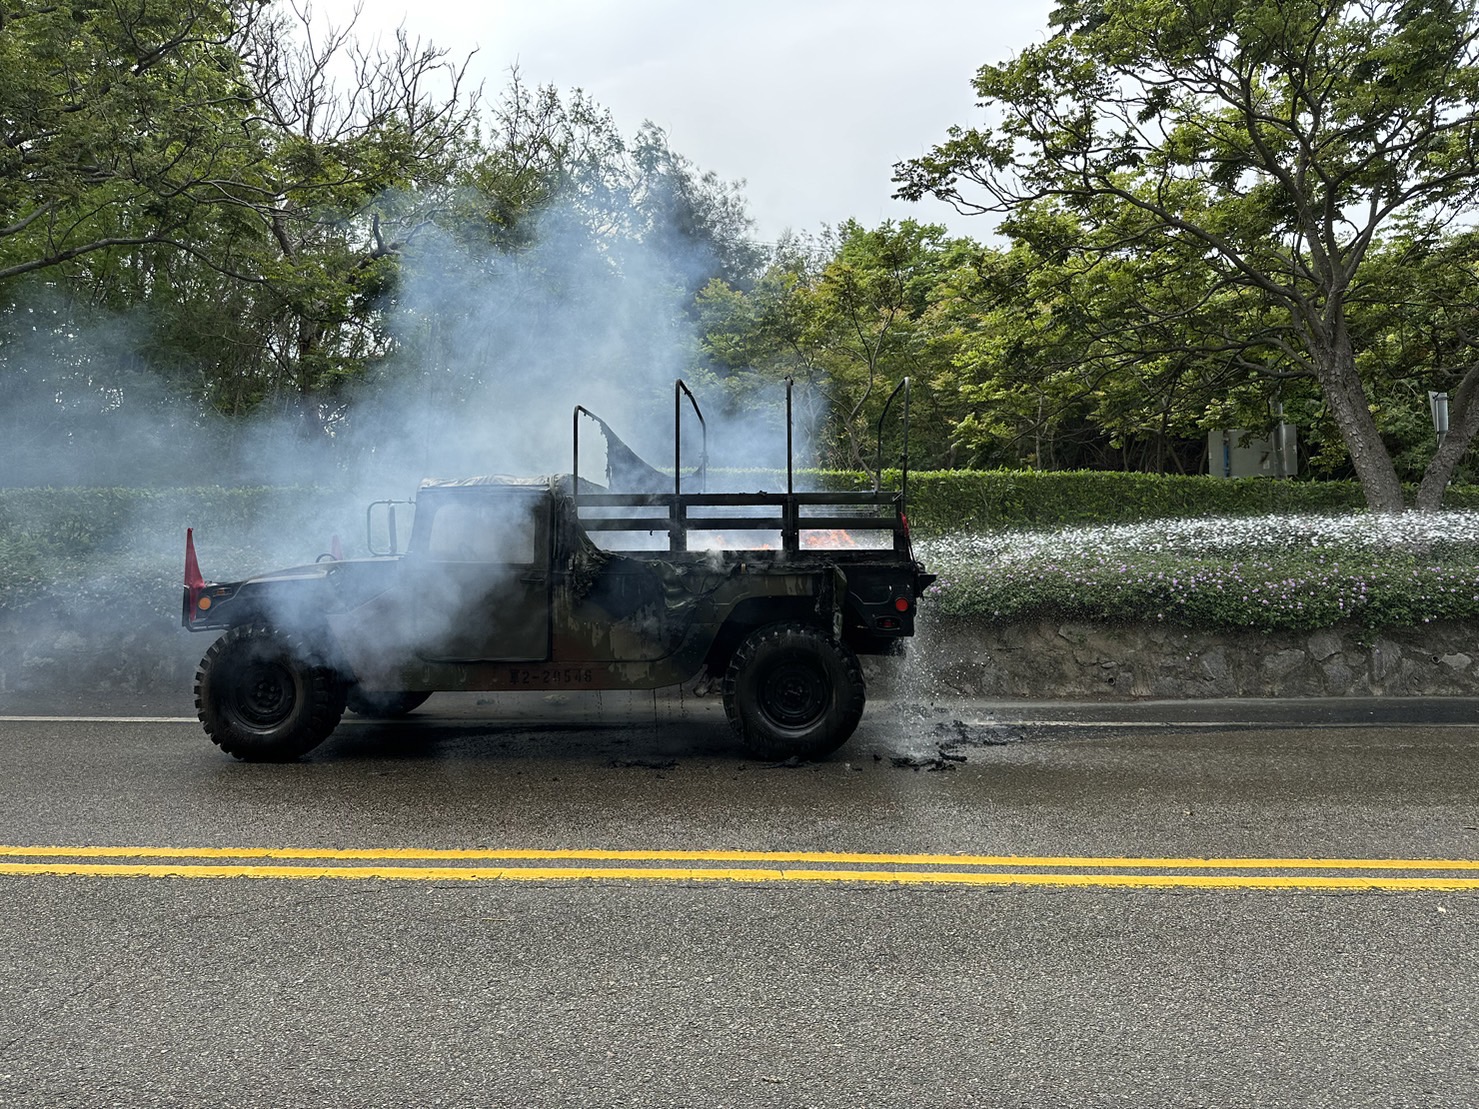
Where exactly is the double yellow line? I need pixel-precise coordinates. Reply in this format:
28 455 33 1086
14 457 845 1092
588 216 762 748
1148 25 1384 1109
2 846 1479 890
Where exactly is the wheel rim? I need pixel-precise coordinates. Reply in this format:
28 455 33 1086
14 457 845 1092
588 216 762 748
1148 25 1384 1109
758 657 828 730
225 659 297 731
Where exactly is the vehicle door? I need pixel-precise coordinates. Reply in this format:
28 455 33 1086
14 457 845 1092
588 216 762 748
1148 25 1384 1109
414 488 550 662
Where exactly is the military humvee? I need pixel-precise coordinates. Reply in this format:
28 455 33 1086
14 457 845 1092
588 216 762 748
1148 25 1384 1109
183 380 933 761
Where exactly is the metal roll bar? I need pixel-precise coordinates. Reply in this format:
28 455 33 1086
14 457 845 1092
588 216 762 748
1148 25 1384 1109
674 379 707 495
571 376 912 555
876 377 911 508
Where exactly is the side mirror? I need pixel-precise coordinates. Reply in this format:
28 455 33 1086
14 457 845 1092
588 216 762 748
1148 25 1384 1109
366 500 416 556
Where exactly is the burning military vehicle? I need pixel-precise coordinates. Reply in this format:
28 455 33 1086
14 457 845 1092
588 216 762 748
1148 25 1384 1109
183 381 933 761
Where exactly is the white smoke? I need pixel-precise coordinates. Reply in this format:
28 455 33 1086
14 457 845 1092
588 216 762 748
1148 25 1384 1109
0 187 824 696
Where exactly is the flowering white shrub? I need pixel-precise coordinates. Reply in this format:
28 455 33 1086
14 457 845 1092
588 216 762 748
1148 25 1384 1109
918 512 1479 630
922 511 1479 564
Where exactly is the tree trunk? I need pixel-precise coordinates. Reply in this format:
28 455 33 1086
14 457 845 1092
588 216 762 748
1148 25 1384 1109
1416 362 1479 510
1311 331 1405 513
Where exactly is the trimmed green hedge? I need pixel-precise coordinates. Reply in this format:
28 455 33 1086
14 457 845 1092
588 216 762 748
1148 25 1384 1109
897 471 1370 533
709 468 1382 531
0 485 370 616
821 470 1479 534
0 486 364 559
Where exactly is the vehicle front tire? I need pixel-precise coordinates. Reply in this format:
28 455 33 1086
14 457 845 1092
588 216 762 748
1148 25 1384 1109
195 624 346 761
722 622 865 761
345 688 432 718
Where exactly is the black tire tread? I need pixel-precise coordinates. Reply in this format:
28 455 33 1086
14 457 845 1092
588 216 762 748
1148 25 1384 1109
722 621 865 761
194 624 345 761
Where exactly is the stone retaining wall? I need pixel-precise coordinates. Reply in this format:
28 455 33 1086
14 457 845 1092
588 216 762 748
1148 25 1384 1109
884 617 1479 700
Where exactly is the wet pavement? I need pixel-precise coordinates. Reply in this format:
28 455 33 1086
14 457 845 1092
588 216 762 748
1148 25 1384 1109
1 693 1477 1106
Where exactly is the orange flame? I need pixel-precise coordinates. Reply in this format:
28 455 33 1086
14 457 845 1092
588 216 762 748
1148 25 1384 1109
697 529 863 551
802 529 861 549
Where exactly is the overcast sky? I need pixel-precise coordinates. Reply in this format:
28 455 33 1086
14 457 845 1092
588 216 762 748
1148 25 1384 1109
317 0 1056 243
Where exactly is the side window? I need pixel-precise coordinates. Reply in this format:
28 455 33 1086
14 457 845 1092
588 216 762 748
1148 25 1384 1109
426 498 539 563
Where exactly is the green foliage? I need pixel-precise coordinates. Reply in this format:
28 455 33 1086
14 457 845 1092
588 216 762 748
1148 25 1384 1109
896 0 1479 512
0 0 258 281
2 13 761 474
0 486 347 553
11 0 1479 532
1 0 482 442
697 221 985 473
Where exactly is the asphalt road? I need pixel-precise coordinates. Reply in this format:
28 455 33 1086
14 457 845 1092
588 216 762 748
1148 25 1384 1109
1 692 1478 1107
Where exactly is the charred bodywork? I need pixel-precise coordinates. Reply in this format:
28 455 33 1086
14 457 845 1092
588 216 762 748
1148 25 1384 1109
184 381 934 761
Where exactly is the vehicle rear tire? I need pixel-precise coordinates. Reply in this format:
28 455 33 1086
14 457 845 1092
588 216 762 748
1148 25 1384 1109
345 688 432 718
195 625 346 761
722 622 865 761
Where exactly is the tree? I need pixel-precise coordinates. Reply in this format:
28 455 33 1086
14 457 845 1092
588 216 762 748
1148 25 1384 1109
896 0 1479 511
1 0 480 443
698 221 977 473
220 1 479 434
1 5 765 482
1342 229 1479 494
448 77 762 291
948 202 1312 474
0 0 265 281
